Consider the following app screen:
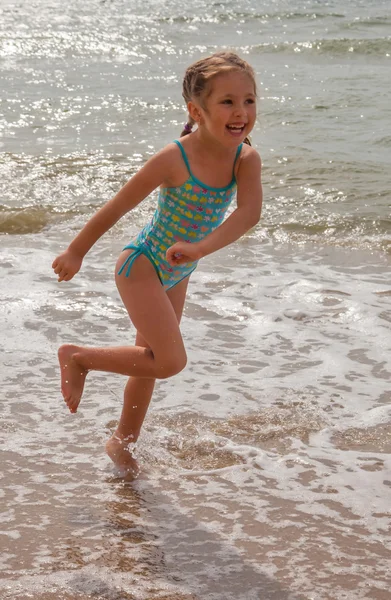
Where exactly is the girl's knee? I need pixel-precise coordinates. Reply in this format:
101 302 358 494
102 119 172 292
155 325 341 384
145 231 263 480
157 352 187 379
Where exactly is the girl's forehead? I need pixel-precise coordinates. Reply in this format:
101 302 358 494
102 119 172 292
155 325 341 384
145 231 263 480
208 71 255 95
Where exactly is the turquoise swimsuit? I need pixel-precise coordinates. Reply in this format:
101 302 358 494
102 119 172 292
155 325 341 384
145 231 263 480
118 140 243 291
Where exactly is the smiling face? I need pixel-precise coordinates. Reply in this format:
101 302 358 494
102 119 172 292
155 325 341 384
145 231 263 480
189 70 257 146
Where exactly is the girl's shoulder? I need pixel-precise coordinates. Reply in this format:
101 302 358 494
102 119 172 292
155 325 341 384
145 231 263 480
238 142 261 162
149 142 187 170
155 141 184 161
235 144 262 187
157 141 191 165
155 142 191 188
235 143 261 175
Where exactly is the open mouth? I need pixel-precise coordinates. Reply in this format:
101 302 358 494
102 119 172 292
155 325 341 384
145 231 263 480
226 124 246 135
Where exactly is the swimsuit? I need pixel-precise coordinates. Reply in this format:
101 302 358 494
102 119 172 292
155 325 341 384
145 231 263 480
118 140 243 291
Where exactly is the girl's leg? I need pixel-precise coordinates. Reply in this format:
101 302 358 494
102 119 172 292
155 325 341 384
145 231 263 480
112 332 155 441
105 277 189 474
113 275 189 441
58 253 188 413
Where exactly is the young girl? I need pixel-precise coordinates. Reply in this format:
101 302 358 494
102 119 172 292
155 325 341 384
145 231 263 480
52 52 263 478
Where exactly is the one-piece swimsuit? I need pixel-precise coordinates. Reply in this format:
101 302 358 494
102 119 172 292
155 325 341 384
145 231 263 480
118 140 243 291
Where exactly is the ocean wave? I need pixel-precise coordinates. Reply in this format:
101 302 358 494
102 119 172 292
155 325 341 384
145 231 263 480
154 405 326 468
2 25 389 61
155 11 346 24
0 152 140 235
0 32 148 60
261 218 391 254
252 37 391 56
342 15 391 28
0 206 68 234
2 197 390 253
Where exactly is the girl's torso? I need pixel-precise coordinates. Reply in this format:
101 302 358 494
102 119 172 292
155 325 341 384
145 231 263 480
124 140 242 290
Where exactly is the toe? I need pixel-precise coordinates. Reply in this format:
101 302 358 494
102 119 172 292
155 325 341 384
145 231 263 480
67 395 80 413
66 396 76 409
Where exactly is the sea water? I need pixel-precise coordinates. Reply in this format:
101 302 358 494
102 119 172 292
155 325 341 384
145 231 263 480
0 0 390 598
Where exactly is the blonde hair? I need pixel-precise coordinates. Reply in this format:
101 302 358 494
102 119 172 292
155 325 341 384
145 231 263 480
180 52 256 146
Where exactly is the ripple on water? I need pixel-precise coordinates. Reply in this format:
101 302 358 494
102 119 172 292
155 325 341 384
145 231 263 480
148 402 326 472
332 423 391 454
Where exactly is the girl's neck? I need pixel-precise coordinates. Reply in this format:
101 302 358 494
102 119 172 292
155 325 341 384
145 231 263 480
177 129 241 190
191 128 239 161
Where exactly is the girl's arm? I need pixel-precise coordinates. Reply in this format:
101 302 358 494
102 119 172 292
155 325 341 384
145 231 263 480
53 146 175 281
166 148 262 264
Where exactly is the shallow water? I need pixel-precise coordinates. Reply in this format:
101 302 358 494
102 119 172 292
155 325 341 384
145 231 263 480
1 0 391 598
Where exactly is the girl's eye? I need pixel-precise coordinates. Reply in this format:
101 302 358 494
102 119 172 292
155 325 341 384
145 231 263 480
221 98 255 105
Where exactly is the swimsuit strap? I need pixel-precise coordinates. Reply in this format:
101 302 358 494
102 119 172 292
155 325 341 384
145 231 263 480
174 140 192 176
117 245 141 277
233 143 243 172
174 140 243 179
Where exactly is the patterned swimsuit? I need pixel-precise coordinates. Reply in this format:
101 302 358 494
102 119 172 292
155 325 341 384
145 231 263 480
118 140 243 291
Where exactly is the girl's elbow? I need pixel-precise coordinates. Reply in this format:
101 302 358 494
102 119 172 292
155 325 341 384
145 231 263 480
254 208 262 223
247 208 262 228
236 205 261 230
242 201 262 227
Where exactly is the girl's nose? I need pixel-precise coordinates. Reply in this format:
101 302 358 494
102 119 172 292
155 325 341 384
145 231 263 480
233 104 246 118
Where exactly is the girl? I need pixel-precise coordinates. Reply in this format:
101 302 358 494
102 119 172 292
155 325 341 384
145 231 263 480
52 52 263 479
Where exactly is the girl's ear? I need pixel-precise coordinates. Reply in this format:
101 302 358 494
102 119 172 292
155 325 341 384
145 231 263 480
188 101 203 125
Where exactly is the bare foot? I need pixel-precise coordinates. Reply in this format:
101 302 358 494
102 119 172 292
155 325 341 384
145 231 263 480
58 344 88 414
106 434 140 480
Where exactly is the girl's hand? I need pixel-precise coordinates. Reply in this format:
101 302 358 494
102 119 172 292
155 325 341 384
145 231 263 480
52 249 83 282
166 241 203 266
